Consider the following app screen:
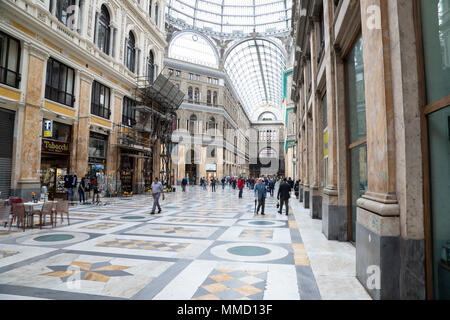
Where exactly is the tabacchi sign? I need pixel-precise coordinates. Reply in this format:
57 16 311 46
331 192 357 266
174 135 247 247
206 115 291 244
42 139 70 155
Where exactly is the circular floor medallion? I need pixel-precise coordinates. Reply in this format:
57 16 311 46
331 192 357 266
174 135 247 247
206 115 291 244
237 220 286 228
34 234 75 242
16 232 90 246
210 242 289 262
227 246 271 256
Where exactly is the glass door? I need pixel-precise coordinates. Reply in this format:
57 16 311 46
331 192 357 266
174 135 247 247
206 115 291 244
345 34 367 242
428 106 450 300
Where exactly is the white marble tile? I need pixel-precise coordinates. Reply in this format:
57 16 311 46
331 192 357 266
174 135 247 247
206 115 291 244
64 234 213 259
0 244 57 268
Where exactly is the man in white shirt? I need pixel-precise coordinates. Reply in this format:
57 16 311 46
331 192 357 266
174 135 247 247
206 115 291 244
151 177 164 214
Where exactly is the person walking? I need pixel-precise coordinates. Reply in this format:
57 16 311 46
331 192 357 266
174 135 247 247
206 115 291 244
268 179 275 197
78 177 86 204
221 177 225 190
254 179 267 215
238 176 244 198
211 177 216 192
92 176 100 205
151 177 164 214
181 177 187 192
278 178 292 216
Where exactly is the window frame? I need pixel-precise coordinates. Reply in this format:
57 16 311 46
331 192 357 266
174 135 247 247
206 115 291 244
91 80 111 119
0 31 21 89
122 96 136 127
45 57 75 107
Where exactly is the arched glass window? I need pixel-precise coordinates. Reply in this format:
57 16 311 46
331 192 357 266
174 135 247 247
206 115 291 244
149 0 152 17
126 31 136 72
213 91 217 106
97 5 110 54
189 114 197 135
188 86 193 102
194 87 200 103
54 0 77 27
154 3 159 26
207 90 211 105
147 50 155 83
168 32 218 68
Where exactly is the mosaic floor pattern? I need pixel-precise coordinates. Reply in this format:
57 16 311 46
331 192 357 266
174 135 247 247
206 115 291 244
0 185 371 300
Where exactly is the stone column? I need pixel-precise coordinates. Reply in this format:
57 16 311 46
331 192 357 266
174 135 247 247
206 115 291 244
322 0 345 240
177 144 185 184
106 91 123 180
217 147 224 178
356 0 401 300
74 71 93 178
16 45 49 200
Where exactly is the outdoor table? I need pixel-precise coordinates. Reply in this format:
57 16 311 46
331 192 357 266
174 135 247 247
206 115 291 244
23 201 56 228
23 202 44 227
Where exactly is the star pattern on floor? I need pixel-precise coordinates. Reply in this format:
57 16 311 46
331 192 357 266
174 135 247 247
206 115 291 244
239 229 274 240
151 226 198 235
192 269 268 300
0 250 19 259
80 222 123 230
167 218 222 224
95 239 190 252
40 261 132 283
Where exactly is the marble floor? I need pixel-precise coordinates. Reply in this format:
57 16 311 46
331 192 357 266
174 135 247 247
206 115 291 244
0 185 371 300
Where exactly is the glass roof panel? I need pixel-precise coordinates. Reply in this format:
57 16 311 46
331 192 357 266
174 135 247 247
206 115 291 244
224 38 286 117
167 0 291 38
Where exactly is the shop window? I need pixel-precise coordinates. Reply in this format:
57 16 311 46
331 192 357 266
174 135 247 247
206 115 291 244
0 31 21 89
45 58 75 107
91 81 111 119
122 97 136 127
89 134 107 159
346 34 367 242
420 0 450 104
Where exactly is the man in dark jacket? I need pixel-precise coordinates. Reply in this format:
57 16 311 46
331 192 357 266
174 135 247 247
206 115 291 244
181 178 187 192
277 178 292 216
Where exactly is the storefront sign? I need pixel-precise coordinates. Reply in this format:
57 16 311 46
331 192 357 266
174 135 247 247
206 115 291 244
43 120 53 138
206 163 217 172
42 139 70 155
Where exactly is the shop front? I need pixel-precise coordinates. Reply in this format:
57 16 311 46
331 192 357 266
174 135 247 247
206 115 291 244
120 150 136 194
206 163 217 181
88 132 108 195
143 151 153 191
0 108 15 199
40 120 72 200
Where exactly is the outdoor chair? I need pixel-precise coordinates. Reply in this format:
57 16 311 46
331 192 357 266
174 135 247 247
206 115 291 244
31 202 55 229
10 202 27 232
55 200 70 226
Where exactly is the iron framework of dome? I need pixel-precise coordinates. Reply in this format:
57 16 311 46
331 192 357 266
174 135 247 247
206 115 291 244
166 0 292 39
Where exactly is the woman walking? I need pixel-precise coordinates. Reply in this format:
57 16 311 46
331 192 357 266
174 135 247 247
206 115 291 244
78 177 86 204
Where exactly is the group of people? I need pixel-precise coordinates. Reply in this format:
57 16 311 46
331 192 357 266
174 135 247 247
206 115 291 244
77 174 103 205
253 177 294 216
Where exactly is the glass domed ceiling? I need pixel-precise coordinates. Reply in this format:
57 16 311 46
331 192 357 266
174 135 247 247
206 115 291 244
167 0 292 38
